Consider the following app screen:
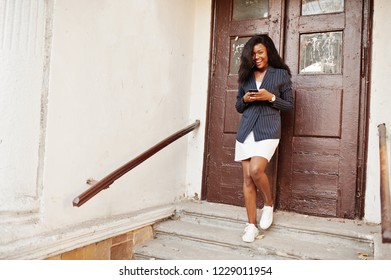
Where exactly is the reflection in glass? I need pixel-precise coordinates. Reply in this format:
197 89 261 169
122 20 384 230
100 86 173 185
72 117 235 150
302 0 344 16
233 0 268 20
230 37 251 74
299 32 343 74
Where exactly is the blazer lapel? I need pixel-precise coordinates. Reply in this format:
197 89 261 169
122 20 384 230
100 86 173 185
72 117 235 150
261 66 275 89
248 75 258 90
246 66 276 91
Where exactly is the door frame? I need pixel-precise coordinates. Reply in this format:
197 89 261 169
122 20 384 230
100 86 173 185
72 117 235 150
201 0 372 219
355 0 373 218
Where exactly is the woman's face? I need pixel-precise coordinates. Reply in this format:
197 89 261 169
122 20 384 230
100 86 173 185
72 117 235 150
252 43 268 71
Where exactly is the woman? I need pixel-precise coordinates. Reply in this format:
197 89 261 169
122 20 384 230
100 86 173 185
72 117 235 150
235 35 294 243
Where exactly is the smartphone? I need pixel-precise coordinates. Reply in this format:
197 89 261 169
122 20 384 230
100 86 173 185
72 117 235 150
248 89 258 92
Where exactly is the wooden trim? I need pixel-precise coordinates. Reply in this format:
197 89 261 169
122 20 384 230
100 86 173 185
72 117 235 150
72 120 200 207
378 123 391 243
355 0 373 218
201 0 217 201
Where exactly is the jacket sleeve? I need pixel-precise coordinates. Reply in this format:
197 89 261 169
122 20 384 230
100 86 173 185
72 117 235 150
235 86 249 113
271 70 294 111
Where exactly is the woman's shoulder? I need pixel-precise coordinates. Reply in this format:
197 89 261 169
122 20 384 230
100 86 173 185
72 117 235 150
270 66 288 74
269 67 291 80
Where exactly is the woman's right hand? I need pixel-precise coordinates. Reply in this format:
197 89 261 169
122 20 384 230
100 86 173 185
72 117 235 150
244 91 257 103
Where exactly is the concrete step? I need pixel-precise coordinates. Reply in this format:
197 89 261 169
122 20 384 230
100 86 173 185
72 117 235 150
133 201 378 260
134 233 288 260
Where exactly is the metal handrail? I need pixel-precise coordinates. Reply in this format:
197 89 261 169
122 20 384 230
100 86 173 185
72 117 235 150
73 120 201 207
378 123 391 243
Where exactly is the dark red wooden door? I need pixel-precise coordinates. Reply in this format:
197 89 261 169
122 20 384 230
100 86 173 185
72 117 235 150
204 0 284 207
204 0 366 218
277 0 364 218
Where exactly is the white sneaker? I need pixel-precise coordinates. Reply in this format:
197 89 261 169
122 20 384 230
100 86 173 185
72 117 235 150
242 223 259 243
260 205 273 230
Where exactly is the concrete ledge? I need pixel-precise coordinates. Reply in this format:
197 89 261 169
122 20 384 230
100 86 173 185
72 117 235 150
0 203 175 260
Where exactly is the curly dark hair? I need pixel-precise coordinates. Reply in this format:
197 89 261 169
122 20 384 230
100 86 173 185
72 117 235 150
238 34 291 85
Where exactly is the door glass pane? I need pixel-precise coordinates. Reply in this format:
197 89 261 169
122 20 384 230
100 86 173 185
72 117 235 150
299 32 343 74
302 0 344 16
230 36 251 74
233 0 268 20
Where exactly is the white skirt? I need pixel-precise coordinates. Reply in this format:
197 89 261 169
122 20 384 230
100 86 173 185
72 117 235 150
235 131 279 162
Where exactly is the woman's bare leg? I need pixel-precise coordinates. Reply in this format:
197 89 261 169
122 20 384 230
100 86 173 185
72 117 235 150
249 156 273 206
241 159 258 224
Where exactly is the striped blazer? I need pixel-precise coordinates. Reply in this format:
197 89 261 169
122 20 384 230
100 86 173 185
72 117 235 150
235 66 294 143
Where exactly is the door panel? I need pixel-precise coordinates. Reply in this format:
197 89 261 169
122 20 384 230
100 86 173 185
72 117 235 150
294 89 343 137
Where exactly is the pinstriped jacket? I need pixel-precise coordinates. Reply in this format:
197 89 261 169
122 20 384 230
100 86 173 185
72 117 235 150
235 66 294 143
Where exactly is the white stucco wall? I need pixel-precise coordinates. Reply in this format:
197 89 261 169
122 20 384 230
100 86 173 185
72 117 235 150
0 0 46 219
42 0 208 228
365 0 391 223
186 0 211 199
0 0 212 258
